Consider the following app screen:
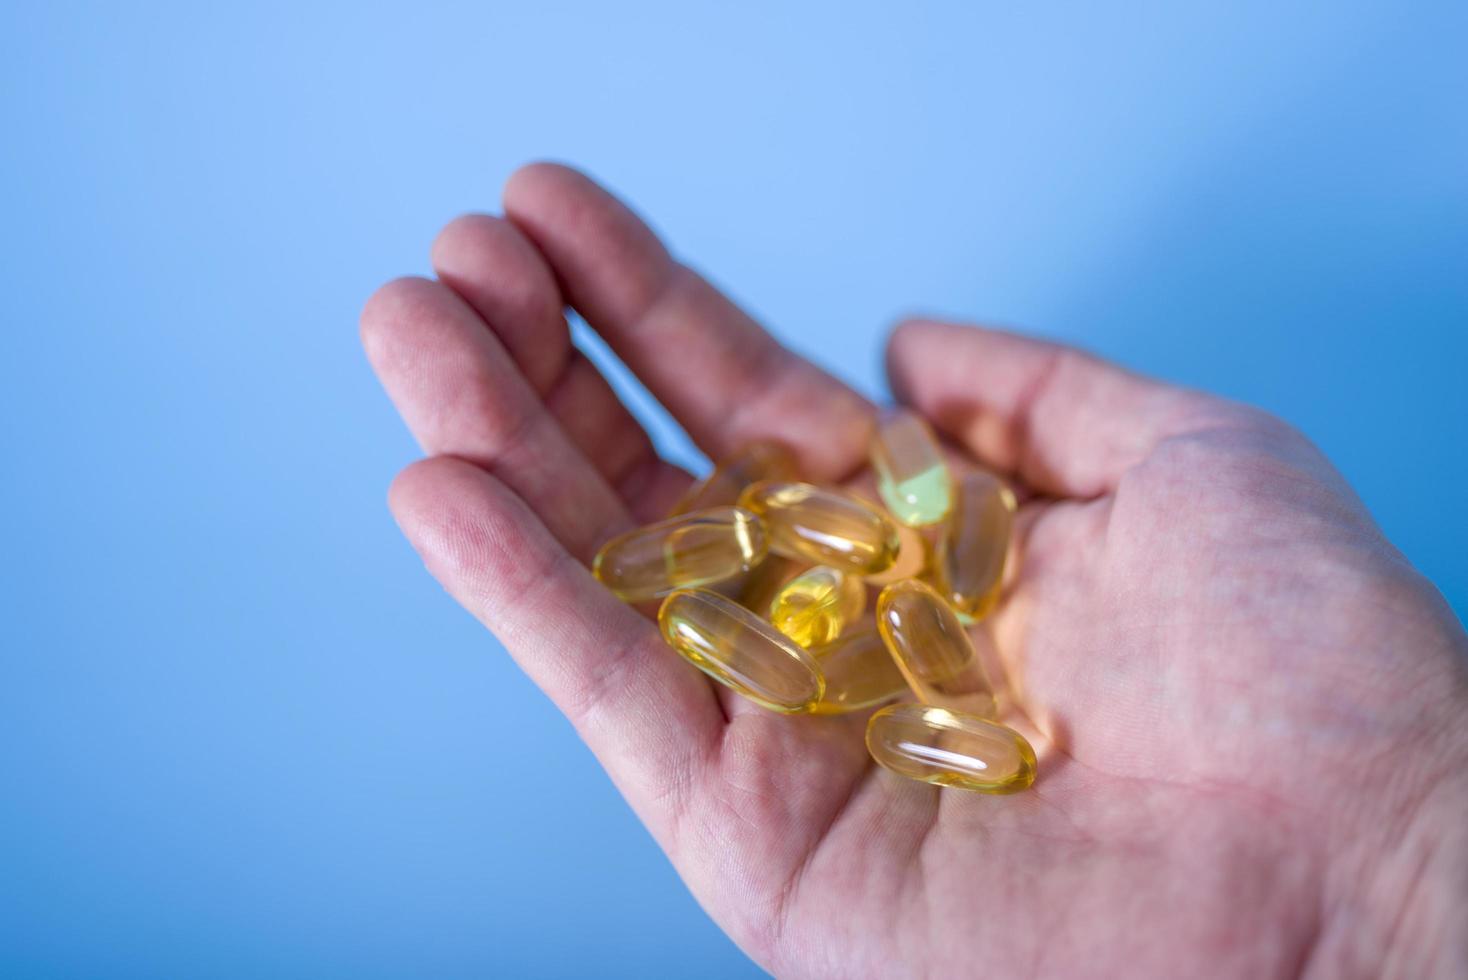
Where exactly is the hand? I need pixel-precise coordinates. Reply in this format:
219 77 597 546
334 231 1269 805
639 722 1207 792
361 164 1468 978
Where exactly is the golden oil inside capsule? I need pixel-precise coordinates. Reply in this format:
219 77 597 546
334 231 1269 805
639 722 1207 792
876 579 997 719
658 589 824 713
593 507 767 603
717 554 805 613
870 410 953 527
935 470 1016 621
865 520 931 586
808 628 909 715
769 565 867 648
738 481 900 576
669 440 799 515
866 703 1036 794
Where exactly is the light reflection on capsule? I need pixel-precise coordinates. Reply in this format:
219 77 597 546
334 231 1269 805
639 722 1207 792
866 703 1035 794
659 588 825 713
934 470 1016 621
876 579 998 719
593 506 768 602
738 481 900 575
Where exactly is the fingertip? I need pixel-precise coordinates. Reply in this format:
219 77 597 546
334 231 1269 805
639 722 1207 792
885 317 960 408
886 316 1003 361
429 212 556 310
502 160 667 263
887 315 951 345
388 454 447 512
502 160 593 219
429 212 568 392
359 275 441 366
428 212 497 269
502 161 673 338
387 455 471 543
387 455 539 599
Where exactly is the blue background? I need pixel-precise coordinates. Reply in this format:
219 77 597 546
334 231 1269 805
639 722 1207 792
2 2 1464 976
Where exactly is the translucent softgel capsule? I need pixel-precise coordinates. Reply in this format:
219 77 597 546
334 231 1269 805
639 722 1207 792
870 410 953 527
593 507 767 603
738 482 900 576
809 629 909 715
769 566 867 648
659 589 824 713
670 441 799 515
865 520 931 587
934 470 1016 621
876 579 997 719
721 555 804 613
866 703 1036 794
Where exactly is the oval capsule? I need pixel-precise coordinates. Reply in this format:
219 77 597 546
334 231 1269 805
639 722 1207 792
870 410 953 527
670 440 799 515
808 628 909 715
866 703 1036 794
658 588 825 713
876 579 997 719
865 519 931 587
738 481 900 575
934 470 1016 620
593 507 767 602
717 554 805 614
769 565 867 648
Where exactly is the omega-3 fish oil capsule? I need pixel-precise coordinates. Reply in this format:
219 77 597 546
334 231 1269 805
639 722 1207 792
738 481 900 576
866 703 1036 794
593 507 767 603
659 588 825 713
769 565 867 648
876 578 998 720
869 410 954 527
935 470 1016 621
864 519 931 587
808 628 909 715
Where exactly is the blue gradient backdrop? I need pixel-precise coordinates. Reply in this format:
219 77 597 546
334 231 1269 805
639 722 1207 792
2 2 1464 976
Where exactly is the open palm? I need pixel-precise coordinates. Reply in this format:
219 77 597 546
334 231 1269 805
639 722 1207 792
363 165 1468 978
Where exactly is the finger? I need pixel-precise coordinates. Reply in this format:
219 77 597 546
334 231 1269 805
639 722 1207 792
503 162 875 481
430 215 688 518
429 213 569 394
390 456 721 841
361 275 628 560
885 319 1229 498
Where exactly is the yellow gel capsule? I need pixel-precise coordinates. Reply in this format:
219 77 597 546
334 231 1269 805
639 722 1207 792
934 470 1016 621
719 554 805 613
659 588 824 713
870 410 953 527
865 520 931 586
866 703 1036 794
809 629 909 714
769 565 867 648
593 507 767 603
738 481 900 575
876 579 997 719
670 440 799 515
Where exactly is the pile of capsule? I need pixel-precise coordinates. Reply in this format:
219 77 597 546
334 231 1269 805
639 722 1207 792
592 410 1034 794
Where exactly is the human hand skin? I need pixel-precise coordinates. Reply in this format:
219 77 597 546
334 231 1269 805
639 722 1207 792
361 163 1468 978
